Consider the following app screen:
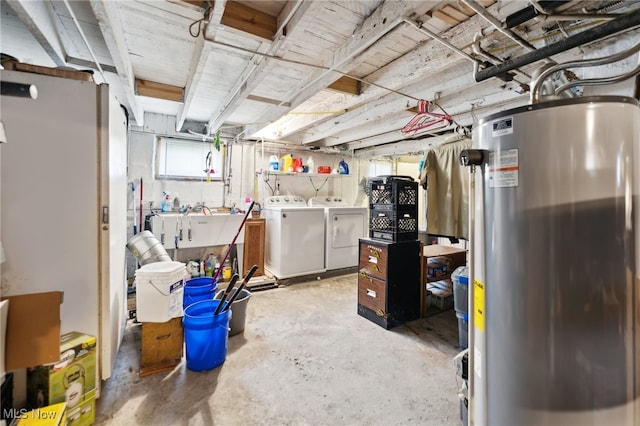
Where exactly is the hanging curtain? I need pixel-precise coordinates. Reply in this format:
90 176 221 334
419 137 472 239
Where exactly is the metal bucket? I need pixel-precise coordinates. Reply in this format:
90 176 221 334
126 230 171 265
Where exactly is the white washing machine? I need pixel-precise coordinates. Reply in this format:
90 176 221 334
262 195 326 279
308 196 368 270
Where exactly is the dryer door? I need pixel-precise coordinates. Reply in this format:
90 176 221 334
330 212 366 249
326 209 367 270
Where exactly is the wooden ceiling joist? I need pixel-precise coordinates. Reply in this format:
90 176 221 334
442 5 472 21
246 94 290 108
328 76 362 96
179 0 207 9
135 79 184 102
221 1 277 41
432 10 460 26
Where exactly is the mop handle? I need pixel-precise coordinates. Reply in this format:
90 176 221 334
222 265 258 313
212 201 256 282
214 273 240 315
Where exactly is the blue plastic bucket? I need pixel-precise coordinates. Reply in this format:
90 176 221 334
182 299 231 371
183 277 218 310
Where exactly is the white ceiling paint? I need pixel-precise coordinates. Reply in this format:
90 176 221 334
1 0 639 152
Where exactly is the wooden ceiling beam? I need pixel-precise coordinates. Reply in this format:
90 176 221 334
246 94 290 108
221 1 277 41
442 5 472 20
179 0 207 9
206 1 321 132
135 79 184 102
328 76 362 96
432 10 460 26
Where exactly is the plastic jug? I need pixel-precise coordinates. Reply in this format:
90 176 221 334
161 192 172 212
281 154 293 172
307 156 315 173
269 155 279 171
292 157 303 173
204 254 215 277
338 159 349 174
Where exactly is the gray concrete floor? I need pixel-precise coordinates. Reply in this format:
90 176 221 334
96 273 464 425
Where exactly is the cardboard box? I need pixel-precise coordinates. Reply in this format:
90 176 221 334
65 388 95 426
428 285 454 310
427 256 451 279
2 292 64 372
27 332 96 409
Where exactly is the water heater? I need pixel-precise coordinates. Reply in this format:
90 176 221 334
470 95 639 425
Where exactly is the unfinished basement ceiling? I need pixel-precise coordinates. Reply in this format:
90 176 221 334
2 0 640 150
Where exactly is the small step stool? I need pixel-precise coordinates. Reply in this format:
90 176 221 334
139 317 183 377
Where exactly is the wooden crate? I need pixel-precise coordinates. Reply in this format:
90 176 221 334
140 317 183 377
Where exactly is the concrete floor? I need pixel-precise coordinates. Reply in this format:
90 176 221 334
96 272 464 425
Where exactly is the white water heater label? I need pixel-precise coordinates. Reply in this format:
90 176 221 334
491 116 513 136
488 149 519 188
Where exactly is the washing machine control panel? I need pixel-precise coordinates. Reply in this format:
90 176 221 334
307 196 348 206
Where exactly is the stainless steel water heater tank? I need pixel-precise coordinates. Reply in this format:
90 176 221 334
472 96 639 425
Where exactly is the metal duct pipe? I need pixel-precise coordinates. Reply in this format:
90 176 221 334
475 9 640 82
553 61 640 95
472 33 532 81
531 41 640 102
505 1 568 28
461 0 537 52
536 14 619 21
403 17 479 64
403 18 530 84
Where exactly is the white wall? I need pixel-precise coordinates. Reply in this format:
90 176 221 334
126 118 358 277
127 131 357 215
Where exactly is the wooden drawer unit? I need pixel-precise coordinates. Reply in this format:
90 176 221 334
140 317 184 377
358 241 388 279
357 272 387 313
357 238 421 329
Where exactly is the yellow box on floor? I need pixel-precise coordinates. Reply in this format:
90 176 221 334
16 402 66 426
27 332 96 408
65 388 96 426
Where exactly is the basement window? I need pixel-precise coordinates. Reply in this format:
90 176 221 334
156 137 223 181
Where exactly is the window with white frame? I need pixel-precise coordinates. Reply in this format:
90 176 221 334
156 137 223 181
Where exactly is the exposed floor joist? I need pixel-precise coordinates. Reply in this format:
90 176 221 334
204 0 322 133
135 79 184 102
221 1 277 41
328 76 362 96
244 0 430 138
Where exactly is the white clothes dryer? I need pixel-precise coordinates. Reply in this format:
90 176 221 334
308 196 368 270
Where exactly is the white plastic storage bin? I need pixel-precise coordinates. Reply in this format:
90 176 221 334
452 266 469 314
135 261 187 322
456 311 468 349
